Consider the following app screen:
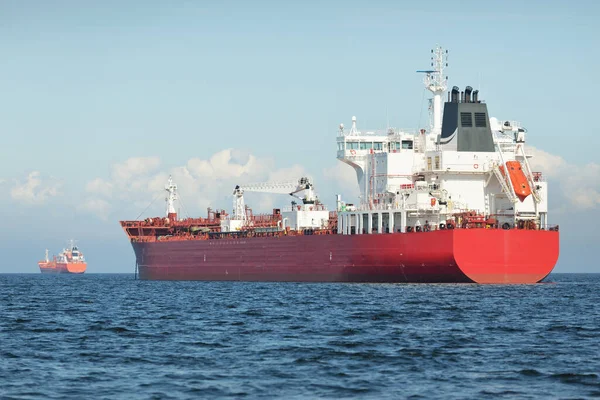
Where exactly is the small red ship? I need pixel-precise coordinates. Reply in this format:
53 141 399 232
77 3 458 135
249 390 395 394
38 242 87 274
120 46 559 284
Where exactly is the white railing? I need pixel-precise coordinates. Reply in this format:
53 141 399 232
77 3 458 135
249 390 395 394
338 128 419 137
281 205 328 212
413 163 491 174
499 120 522 130
496 142 516 154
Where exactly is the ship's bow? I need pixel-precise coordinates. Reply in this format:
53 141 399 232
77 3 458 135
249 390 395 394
453 230 559 283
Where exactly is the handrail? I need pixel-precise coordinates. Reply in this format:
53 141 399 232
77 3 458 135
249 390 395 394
128 222 558 243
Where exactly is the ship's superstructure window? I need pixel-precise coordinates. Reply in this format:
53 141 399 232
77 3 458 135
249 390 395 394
401 140 413 149
347 141 359 150
374 142 383 150
360 142 373 150
460 112 473 127
474 112 487 127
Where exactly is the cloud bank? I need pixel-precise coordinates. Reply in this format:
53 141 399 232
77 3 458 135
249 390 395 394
9 146 591 221
529 147 600 211
10 171 61 205
78 149 357 220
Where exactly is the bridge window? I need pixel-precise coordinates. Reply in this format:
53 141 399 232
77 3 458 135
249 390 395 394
360 142 372 150
373 142 383 150
347 141 359 150
401 140 413 149
460 112 473 127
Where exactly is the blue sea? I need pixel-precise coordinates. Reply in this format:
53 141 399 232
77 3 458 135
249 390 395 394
1 274 599 399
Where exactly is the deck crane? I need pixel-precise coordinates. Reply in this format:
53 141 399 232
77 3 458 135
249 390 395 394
232 177 317 221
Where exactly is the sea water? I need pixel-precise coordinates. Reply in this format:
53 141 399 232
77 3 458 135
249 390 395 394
1 273 599 399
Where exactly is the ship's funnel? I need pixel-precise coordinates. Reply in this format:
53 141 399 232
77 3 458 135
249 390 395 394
465 86 473 103
451 86 459 103
472 89 479 103
440 89 495 152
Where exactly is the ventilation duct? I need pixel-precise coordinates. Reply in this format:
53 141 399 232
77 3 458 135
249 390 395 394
451 86 459 103
465 86 473 103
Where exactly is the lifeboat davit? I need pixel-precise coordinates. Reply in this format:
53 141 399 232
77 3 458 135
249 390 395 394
500 161 532 202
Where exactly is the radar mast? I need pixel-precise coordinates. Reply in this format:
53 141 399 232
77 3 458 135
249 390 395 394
418 45 448 136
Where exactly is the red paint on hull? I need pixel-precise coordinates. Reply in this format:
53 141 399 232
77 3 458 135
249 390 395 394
131 230 559 284
38 262 86 274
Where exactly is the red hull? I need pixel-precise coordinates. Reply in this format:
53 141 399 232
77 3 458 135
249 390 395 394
38 262 86 274
131 230 559 284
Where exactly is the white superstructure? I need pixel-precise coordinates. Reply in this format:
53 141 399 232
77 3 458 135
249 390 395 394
335 46 548 235
165 175 178 218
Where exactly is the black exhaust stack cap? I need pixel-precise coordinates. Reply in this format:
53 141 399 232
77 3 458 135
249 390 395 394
465 86 473 103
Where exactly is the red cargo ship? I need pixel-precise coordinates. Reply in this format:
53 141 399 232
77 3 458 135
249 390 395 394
120 46 559 283
38 242 87 274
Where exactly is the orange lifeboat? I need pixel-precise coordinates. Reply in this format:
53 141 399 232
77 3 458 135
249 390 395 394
501 161 531 202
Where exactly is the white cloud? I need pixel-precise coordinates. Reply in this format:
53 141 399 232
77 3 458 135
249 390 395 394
528 147 567 178
85 178 114 197
529 147 600 210
266 164 306 183
322 162 360 201
10 171 61 205
81 150 315 219
78 146 598 220
78 199 111 220
111 156 161 182
186 149 271 181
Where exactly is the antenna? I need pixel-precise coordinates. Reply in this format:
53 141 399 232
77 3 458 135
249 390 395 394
416 45 448 136
386 104 389 130
165 175 178 218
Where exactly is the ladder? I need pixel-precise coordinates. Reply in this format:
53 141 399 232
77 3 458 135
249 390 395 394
515 144 541 204
492 162 518 204
493 143 518 204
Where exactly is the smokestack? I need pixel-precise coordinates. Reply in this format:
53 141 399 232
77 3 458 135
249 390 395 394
448 91 451 102
472 89 479 103
460 91 464 103
465 86 473 103
451 86 459 103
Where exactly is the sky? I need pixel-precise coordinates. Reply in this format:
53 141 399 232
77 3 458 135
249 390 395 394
0 0 598 273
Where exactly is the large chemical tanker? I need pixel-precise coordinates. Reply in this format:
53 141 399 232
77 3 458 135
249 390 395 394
38 241 87 274
120 47 559 283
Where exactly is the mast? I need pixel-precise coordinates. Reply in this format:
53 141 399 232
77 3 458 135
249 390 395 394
165 175 178 219
420 45 448 136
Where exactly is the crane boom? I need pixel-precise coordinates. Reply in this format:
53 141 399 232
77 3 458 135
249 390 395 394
232 177 318 220
238 181 297 194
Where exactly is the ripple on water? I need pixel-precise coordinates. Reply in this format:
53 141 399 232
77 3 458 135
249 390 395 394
0 273 598 399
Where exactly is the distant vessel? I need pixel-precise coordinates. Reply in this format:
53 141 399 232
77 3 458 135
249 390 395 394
38 241 87 274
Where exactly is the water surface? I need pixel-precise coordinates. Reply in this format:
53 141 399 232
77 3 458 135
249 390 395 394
1 273 599 399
